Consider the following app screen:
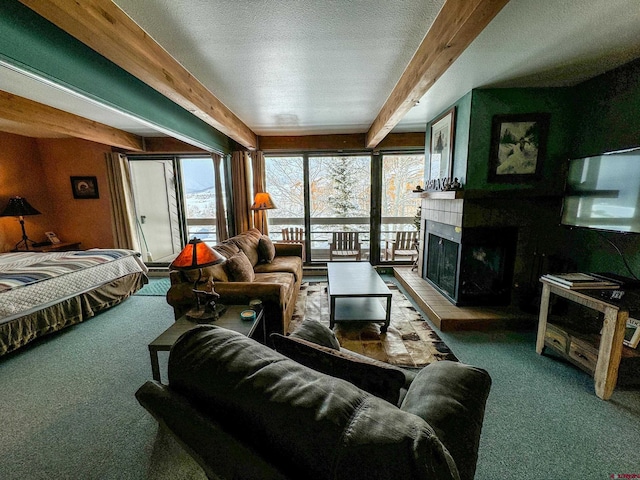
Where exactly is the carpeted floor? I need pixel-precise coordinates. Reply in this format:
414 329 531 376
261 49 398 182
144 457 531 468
289 281 457 366
135 277 171 296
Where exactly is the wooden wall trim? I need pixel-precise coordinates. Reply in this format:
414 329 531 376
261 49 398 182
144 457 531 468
258 132 424 152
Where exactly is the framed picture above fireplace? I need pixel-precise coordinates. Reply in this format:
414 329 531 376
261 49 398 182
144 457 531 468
488 113 550 183
428 107 456 182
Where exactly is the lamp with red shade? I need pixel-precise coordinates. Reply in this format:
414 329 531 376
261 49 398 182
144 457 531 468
169 238 226 322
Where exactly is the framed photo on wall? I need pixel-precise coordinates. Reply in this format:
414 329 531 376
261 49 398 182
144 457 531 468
488 113 550 183
70 176 99 199
428 107 456 182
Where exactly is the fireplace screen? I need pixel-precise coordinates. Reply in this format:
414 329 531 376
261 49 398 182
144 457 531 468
424 222 516 306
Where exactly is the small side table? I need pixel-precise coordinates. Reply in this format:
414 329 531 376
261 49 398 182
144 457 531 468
148 305 265 382
16 242 82 252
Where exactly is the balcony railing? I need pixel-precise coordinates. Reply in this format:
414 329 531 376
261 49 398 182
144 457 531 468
185 216 417 263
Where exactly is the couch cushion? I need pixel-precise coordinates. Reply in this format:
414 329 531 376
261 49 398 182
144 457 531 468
230 229 262 266
224 251 255 282
271 333 406 405
253 272 295 291
289 319 341 350
258 235 276 263
214 241 240 260
401 361 491 480
254 256 302 281
168 326 459 480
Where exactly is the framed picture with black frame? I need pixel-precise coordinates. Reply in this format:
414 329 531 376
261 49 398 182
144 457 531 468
428 107 456 183
70 176 99 199
488 113 550 183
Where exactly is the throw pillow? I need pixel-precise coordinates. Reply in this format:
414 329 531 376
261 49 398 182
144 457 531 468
271 333 406 405
224 251 255 282
258 235 276 263
289 320 341 350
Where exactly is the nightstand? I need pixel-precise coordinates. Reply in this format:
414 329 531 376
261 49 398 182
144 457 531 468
17 242 82 252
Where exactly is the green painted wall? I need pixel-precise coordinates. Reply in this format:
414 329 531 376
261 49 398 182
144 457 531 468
0 1 231 153
565 58 640 277
424 92 472 184
467 88 574 194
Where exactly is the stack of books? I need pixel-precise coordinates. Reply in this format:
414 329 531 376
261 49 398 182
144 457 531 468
542 272 621 290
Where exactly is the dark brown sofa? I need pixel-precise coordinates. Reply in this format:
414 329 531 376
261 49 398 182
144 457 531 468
166 228 303 340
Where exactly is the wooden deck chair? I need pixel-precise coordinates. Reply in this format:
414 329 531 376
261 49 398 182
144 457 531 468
386 230 419 261
329 232 362 261
281 227 305 260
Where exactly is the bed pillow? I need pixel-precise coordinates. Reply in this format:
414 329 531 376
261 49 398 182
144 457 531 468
258 235 276 263
224 251 255 282
271 333 406 405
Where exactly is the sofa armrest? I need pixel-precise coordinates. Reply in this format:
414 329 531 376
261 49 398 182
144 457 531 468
274 242 303 258
136 380 290 480
400 361 491 480
214 282 286 305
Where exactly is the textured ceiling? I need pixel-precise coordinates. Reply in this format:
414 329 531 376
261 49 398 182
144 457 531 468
112 0 445 135
1 0 640 142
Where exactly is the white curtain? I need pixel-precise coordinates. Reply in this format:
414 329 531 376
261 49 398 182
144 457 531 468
105 152 140 252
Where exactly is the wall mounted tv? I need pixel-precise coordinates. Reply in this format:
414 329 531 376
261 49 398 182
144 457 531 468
561 147 640 234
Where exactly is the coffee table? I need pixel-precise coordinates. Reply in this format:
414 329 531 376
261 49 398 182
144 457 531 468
327 262 392 333
148 305 264 382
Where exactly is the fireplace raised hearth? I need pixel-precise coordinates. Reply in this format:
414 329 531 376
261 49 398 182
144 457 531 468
424 221 517 306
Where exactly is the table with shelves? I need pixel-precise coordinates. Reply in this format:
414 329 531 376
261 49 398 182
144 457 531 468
536 277 638 400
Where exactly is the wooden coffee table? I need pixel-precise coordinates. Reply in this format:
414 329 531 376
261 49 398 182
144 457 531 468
148 305 264 382
327 262 392 332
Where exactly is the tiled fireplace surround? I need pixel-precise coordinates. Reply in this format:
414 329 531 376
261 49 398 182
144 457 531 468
408 193 563 329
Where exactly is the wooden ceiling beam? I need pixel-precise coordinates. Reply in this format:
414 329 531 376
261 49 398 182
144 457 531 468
20 0 258 150
366 0 510 148
0 91 144 151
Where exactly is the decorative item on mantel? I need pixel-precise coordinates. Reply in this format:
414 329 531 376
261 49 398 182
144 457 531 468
425 177 463 192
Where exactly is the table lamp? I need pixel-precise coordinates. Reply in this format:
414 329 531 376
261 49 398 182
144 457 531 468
169 238 226 322
0 196 41 251
251 192 277 233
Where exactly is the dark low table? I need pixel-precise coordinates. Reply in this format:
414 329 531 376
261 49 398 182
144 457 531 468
148 305 264 382
327 262 392 332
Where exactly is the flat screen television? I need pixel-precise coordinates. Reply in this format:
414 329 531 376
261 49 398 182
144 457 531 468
561 147 640 233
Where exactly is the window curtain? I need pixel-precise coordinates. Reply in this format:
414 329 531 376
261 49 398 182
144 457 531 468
251 150 269 236
230 151 253 235
105 152 141 253
212 153 229 242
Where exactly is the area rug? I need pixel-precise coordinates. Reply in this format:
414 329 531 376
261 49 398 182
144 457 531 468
289 281 457 367
135 277 171 296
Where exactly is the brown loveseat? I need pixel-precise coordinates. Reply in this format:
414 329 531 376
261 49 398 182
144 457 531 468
166 228 303 340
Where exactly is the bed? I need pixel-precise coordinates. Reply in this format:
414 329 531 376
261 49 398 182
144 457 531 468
0 249 148 356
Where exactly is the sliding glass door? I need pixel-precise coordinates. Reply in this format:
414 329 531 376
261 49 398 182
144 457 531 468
128 155 228 264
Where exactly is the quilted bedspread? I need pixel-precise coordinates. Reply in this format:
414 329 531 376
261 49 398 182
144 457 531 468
0 249 147 322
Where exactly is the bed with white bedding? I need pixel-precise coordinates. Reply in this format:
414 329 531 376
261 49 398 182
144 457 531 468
0 249 148 356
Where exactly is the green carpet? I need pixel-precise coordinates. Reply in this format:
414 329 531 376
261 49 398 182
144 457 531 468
134 277 171 296
0 279 639 479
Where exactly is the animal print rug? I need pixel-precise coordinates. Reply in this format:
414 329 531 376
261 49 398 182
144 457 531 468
288 281 458 367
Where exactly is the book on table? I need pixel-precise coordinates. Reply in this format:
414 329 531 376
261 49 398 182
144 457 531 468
542 273 621 289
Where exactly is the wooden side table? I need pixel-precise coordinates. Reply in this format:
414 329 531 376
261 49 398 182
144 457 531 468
148 305 265 383
536 277 628 400
17 242 82 252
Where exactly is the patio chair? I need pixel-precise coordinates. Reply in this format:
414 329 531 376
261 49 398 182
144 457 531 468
385 230 419 262
329 231 362 261
281 227 306 260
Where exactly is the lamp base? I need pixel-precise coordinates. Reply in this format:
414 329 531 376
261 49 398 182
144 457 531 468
186 303 227 323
